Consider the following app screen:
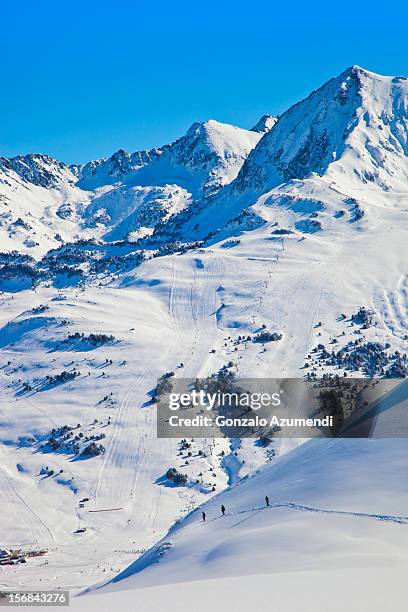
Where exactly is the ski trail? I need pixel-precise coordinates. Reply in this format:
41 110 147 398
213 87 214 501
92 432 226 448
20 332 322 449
276 502 408 525
0 461 55 545
93 253 224 522
169 253 225 378
94 367 149 505
229 502 408 527
189 255 225 378
276 272 328 374
375 275 408 337
129 412 151 501
122 253 224 531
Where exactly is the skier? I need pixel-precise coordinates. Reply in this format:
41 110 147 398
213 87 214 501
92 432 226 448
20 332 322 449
221 504 226 516
202 511 206 522
265 495 270 507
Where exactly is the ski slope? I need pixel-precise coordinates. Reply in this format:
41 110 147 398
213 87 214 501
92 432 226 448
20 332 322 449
1 200 407 591
1 65 408 605
0 247 289 590
79 426 408 611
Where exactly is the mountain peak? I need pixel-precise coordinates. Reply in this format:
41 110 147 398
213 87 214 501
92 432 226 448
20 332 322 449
152 118 262 197
72 119 261 196
346 64 366 75
0 152 74 188
230 64 408 197
340 64 404 83
184 118 256 143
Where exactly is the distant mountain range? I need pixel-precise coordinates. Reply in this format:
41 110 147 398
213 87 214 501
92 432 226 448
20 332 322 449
1 65 408 259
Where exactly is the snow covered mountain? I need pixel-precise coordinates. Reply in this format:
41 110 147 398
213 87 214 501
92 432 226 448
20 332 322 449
3 66 408 254
71 148 161 190
77 119 262 241
1 66 408 605
0 153 75 188
181 65 408 240
0 153 90 256
0 120 262 252
83 424 408 612
76 120 262 197
233 65 408 197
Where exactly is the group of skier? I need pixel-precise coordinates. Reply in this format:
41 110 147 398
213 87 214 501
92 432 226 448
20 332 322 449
201 496 270 522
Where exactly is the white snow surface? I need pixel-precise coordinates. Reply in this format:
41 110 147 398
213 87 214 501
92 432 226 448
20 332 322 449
0 120 262 252
85 434 408 601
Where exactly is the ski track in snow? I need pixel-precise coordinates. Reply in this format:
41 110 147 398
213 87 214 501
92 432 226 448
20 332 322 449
0 461 55 546
376 275 408 337
169 253 224 378
228 502 408 527
94 253 224 518
94 367 151 507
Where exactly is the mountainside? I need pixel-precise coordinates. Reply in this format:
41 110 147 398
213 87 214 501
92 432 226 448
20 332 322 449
180 65 408 241
71 148 162 190
3 67 408 255
75 120 262 196
0 120 262 253
76 120 262 241
250 113 277 133
95 431 408 593
233 66 408 197
78 427 408 612
0 153 75 188
83 382 408 609
0 153 91 256
1 66 408 600
6 63 408 256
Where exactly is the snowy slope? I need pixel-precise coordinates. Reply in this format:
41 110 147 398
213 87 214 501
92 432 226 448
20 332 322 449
179 66 408 241
71 148 161 191
234 66 408 196
0 247 293 591
108 436 408 585
0 154 75 188
0 121 262 253
1 200 407 592
0 154 94 257
75 121 262 198
153 119 262 197
83 429 408 611
82 184 191 241
73 120 263 241
1 65 408 603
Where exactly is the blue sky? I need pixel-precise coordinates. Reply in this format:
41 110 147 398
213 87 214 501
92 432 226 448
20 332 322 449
3 0 408 164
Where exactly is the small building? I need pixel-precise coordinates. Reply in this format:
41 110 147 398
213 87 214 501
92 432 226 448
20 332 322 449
0 549 26 565
0 549 11 565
